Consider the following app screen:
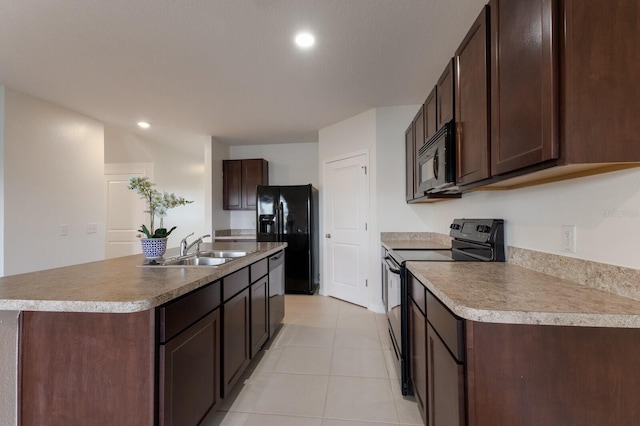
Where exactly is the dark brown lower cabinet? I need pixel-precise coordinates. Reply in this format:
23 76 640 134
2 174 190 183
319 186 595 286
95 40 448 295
409 298 427 423
251 276 269 358
466 322 640 426
223 287 251 396
160 309 220 426
427 323 465 426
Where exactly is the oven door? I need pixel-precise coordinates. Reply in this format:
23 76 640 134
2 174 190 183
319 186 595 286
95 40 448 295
383 256 404 382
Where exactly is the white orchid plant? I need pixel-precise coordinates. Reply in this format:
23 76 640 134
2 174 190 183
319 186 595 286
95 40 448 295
128 177 193 239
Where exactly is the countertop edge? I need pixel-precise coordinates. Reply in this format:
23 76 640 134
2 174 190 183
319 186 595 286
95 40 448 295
0 243 287 314
408 262 640 329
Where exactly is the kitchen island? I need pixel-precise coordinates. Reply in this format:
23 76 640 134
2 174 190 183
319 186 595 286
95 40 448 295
0 241 286 426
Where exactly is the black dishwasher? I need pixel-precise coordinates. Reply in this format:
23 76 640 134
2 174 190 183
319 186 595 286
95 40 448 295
268 250 285 337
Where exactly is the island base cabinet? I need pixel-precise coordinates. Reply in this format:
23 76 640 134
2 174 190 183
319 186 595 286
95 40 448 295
466 322 640 426
159 309 220 426
223 287 251 397
250 276 269 358
19 310 155 426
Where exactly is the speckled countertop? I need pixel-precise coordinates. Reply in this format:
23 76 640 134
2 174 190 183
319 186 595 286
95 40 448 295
408 261 640 328
0 242 286 313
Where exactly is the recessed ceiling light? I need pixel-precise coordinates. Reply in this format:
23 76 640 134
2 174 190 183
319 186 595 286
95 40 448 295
137 121 150 129
294 32 315 49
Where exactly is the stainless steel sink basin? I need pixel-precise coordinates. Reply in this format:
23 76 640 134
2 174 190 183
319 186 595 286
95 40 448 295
163 256 229 266
198 250 254 258
140 250 255 267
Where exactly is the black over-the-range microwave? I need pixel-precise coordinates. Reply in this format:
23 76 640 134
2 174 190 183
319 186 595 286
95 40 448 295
416 120 457 194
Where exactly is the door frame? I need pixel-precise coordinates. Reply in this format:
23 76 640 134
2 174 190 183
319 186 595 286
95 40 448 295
321 149 370 307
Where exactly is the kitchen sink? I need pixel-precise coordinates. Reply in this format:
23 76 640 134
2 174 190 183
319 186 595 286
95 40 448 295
140 250 254 267
197 250 254 258
163 256 229 266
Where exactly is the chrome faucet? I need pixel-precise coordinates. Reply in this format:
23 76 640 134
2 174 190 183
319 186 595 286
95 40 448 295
179 233 211 256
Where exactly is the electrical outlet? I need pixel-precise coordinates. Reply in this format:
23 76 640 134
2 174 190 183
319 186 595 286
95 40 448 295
87 223 97 234
59 224 68 237
561 225 576 253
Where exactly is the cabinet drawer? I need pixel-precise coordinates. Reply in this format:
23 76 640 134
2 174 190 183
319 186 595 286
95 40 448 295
250 258 268 282
160 280 221 343
408 272 426 315
223 267 250 301
427 290 465 362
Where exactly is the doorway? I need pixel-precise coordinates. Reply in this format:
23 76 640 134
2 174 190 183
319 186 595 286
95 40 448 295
322 151 369 307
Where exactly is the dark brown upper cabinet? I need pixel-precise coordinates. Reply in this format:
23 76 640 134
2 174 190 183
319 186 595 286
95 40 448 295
405 123 415 202
490 0 559 176
425 87 438 141
437 59 455 130
561 0 640 164
455 6 491 186
412 105 426 198
223 159 268 210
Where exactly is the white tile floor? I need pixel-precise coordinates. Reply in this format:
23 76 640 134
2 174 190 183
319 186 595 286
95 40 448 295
202 294 423 426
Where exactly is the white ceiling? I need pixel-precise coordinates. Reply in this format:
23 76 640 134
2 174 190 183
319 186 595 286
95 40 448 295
0 0 486 146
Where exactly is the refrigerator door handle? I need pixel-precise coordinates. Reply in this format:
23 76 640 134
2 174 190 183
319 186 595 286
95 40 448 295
278 201 284 242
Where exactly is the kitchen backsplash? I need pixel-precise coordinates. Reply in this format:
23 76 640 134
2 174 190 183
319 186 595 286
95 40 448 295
508 247 640 302
381 232 640 302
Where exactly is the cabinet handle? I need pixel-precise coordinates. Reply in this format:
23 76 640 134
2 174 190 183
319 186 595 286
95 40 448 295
325 233 331 238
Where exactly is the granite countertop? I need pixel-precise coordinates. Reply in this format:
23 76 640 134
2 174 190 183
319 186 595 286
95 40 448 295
408 261 640 328
0 241 286 314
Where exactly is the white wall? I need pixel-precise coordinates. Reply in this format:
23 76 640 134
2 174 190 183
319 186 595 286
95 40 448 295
3 88 105 276
319 109 381 310
227 142 319 230
104 125 210 247
211 137 230 231
375 105 432 232
0 87 5 277
428 169 640 269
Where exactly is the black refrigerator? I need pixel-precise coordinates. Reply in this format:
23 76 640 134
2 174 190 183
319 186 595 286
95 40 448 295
256 184 319 294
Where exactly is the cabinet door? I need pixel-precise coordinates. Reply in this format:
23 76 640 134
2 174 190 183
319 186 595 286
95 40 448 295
427 323 465 426
223 288 251 397
405 123 415 202
223 160 242 210
490 0 559 175
409 298 427 423
563 0 640 163
250 276 269 358
455 6 491 186
412 106 425 198
437 60 455 130
160 309 220 426
425 88 437 141
242 159 268 210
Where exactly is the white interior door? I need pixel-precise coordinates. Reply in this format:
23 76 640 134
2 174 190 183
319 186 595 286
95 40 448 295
104 163 153 259
323 152 369 307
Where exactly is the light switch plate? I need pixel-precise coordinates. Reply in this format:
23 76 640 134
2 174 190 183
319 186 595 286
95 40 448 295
561 225 576 253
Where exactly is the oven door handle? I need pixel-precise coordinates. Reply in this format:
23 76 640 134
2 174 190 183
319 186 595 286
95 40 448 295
384 257 401 274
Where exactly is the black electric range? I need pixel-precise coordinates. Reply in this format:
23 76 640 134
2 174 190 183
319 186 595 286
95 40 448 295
383 218 505 395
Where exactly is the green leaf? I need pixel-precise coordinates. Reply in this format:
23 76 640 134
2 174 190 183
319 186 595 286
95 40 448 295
138 224 152 238
151 226 176 238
